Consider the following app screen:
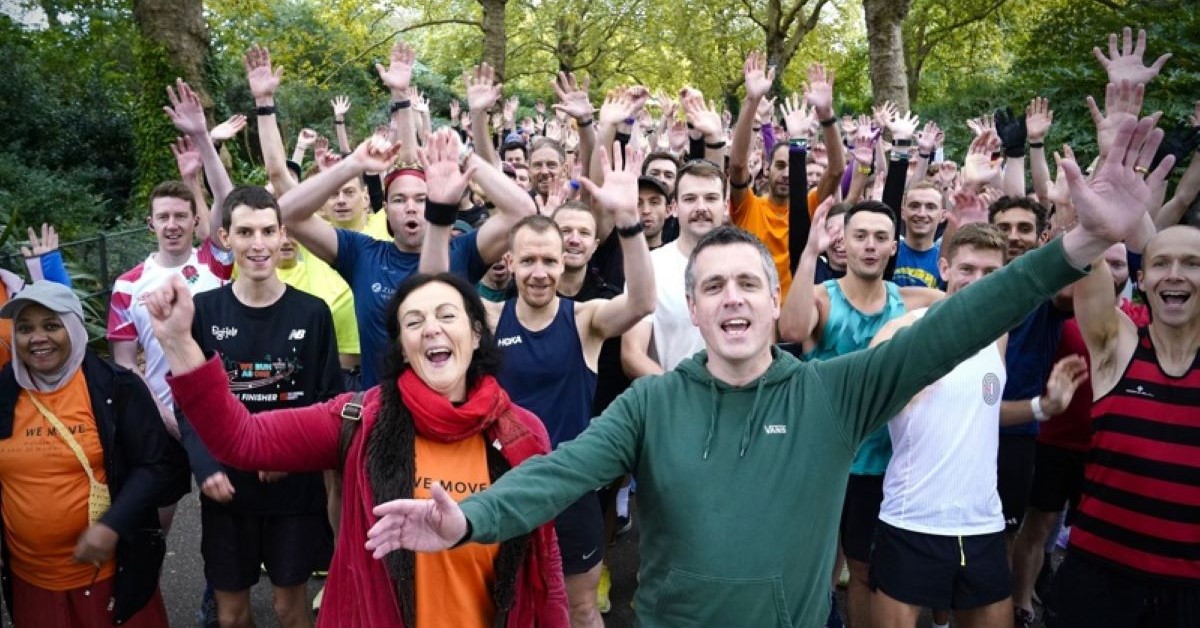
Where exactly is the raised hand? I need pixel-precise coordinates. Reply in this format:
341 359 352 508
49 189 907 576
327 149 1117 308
210 114 247 143
756 95 776 126
802 63 835 117
20 223 59 258
551 71 594 121
163 78 208 137
743 51 776 100
145 275 197 346
350 134 404 173
170 136 202 181
889 110 920 142
962 130 1003 189
331 95 351 119
418 128 476 205
243 45 282 101
841 115 859 137
296 128 318 149
1092 27 1171 87
916 120 942 155
503 95 518 126
412 90 430 114
1039 354 1089 417
780 93 816 141
1057 115 1174 245
1086 80 1148 160
680 89 721 139
873 101 897 131
851 128 875 165
935 161 959 190
535 179 575 216
966 114 995 138
367 483 469 556
1026 97 1053 144
667 118 688 153
449 99 461 121
807 196 835 253
949 188 989 226
375 41 416 97
578 140 643 226
465 63 502 114
994 107 1027 157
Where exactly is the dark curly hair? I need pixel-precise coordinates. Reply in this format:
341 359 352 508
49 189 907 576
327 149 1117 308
379 272 502 384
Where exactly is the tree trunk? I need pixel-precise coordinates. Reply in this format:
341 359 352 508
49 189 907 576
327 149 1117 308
130 0 210 209
479 0 508 80
863 0 912 111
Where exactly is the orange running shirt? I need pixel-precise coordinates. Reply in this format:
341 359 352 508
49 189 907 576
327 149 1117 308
413 434 500 628
731 190 795 297
0 370 115 590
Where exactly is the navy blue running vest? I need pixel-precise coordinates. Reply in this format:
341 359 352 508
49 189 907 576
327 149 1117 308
495 298 597 447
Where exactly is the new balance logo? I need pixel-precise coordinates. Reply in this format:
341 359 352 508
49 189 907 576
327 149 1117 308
496 336 523 348
287 329 307 340
764 425 787 435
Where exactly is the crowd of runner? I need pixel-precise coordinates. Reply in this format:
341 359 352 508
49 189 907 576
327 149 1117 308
1 23 1197 628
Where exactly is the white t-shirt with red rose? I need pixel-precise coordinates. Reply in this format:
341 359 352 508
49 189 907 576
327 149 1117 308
107 240 233 410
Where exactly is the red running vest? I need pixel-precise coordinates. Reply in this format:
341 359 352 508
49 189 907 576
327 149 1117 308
1071 326 1200 582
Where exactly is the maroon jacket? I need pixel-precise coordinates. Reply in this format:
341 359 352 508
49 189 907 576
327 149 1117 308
170 356 569 627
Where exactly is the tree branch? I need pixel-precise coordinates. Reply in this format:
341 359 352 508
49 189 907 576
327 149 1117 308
924 0 1009 41
740 0 767 30
318 18 483 86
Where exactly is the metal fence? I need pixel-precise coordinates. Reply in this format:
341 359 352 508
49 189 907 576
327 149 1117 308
0 226 159 343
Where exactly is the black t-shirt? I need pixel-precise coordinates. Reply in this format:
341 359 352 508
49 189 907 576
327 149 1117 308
588 235 625 291
814 256 846 283
188 284 344 515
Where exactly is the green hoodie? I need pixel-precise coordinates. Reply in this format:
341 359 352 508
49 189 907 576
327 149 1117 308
460 238 1086 627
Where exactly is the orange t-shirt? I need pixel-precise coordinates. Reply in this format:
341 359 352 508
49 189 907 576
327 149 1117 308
0 369 115 590
731 190 795 297
413 435 500 628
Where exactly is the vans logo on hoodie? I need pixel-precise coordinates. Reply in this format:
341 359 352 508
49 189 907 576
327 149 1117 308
764 424 787 435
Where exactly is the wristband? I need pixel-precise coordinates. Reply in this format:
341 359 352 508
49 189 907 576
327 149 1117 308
616 222 645 238
789 138 809 151
705 140 726 149
1030 396 1049 422
335 119 346 125
855 164 872 175
1028 142 1045 149
577 118 594 128
918 151 933 160
623 117 637 125
819 116 838 127
752 126 762 132
254 105 277 116
424 200 458 227
729 178 752 190
390 100 411 114
1004 147 1026 158
892 138 913 147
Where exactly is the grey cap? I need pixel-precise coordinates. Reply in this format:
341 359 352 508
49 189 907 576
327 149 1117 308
0 281 83 320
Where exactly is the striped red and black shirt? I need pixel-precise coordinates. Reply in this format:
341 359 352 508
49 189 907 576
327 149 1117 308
1071 326 1200 582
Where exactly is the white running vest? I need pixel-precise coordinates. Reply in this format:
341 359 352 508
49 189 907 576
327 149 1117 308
879 308 1007 536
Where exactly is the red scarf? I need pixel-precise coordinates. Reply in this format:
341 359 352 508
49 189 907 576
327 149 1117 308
397 370 509 443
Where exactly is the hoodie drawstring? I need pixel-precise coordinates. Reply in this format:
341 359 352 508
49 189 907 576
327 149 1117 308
702 378 718 459
702 376 768 460
738 377 767 458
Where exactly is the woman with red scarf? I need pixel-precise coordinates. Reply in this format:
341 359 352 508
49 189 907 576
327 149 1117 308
145 272 569 628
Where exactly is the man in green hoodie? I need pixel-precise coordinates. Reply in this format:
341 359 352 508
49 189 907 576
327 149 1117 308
365 116 1165 628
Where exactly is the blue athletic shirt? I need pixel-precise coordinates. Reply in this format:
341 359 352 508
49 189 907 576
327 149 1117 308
495 298 596 448
807 279 907 475
1000 300 1068 436
892 238 944 289
333 228 486 387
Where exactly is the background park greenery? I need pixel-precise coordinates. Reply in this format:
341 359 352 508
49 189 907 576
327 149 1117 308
0 0 1197 241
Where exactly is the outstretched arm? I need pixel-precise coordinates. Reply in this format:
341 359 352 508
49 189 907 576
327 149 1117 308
577 142 656 339
464 63 503 167
1027 98 1054 202
729 52 775 208
779 198 833 343
377 42 420 165
419 129 478 274
277 136 403 263
243 46 295 198
163 79 231 242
